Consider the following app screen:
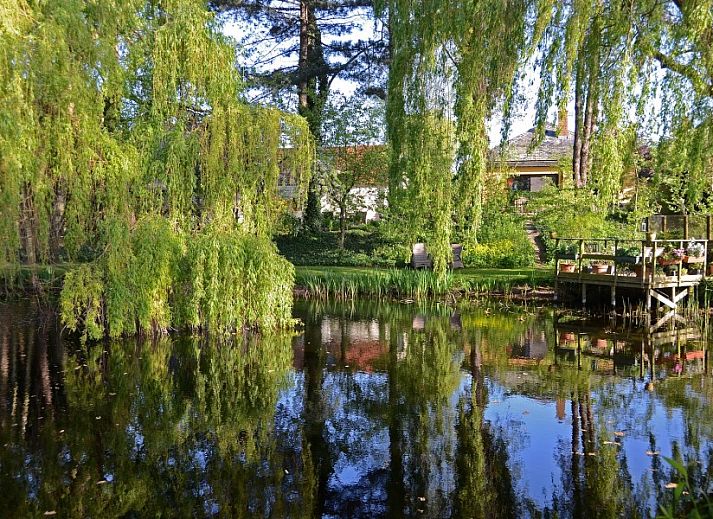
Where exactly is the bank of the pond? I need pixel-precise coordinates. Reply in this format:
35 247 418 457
294 266 554 301
2 263 554 303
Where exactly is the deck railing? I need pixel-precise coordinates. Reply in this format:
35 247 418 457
554 237 710 287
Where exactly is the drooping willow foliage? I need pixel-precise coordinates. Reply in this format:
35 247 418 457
377 0 546 276
530 0 713 212
379 0 713 273
0 0 313 338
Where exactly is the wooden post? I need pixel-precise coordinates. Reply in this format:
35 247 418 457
610 284 616 307
581 283 587 306
684 215 689 240
646 288 652 312
707 215 712 241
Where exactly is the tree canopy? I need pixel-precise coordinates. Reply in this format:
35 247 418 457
377 0 713 275
0 0 313 338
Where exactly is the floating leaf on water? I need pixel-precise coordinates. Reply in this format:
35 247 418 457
614 431 625 437
96 480 108 485
665 482 678 489
646 450 660 456
108 393 116 396
59 430 65 434
43 512 57 516
418 497 426 502
284 469 289 475
603 441 618 446
95 416 101 420
587 452 597 456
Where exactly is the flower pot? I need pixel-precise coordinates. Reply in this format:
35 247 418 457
594 338 607 349
633 264 644 277
647 231 657 242
560 332 575 342
560 263 576 273
684 255 705 264
657 257 679 267
591 263 609 274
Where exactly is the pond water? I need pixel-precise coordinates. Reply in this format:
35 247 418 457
0 300 711 518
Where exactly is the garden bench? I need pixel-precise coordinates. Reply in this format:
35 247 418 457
410 243 464 269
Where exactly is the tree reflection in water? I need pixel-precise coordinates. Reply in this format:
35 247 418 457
0 301 712 517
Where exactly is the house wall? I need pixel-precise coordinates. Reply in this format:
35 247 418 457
509 165 563 192
321 186 386 223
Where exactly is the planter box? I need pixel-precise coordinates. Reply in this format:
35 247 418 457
591 264 609 274
559 263 576 273
657 257 680 267
614 255 641 265
684 256 705 264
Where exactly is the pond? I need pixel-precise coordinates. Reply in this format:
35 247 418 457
0 300 711 517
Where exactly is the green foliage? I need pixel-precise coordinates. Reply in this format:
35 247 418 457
295 266 552 300
60 223 294 338
180 227 295 332
529 186 639 261
1 0 313 337
275 226 408 267
658 456 713 519
60 264 105 342
379 0 544 277
461 206 536 268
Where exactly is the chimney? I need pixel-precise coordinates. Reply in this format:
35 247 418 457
557 107 568 135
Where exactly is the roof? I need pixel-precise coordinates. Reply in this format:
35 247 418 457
492 126 574 167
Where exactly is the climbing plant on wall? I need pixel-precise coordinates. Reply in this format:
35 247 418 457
0 0 313 339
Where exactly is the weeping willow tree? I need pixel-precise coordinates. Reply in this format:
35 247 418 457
376 0 549 276
0 0 313 339
532 0 713 213
381 0 713 267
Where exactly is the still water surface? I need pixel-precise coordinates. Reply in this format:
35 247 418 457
0 300 711 517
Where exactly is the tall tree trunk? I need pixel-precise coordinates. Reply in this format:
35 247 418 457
339 202 346 249
579 24 600 187
573 59 585 187
19 182 37 266
49 182 66 263
298 0 329 232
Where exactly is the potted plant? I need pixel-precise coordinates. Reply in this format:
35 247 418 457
615 245 641 265
556 243 579 260
684 240 705 265
591 262 609 274
559 262 576 273
657 245 684 267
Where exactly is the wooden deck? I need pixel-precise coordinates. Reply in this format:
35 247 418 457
554 237 711 311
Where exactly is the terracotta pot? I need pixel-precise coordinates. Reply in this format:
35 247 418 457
594 338 607 349
657 257 679 267
560 332 575 342
560 263 576 273
591 263 609 274
684 255 704 264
